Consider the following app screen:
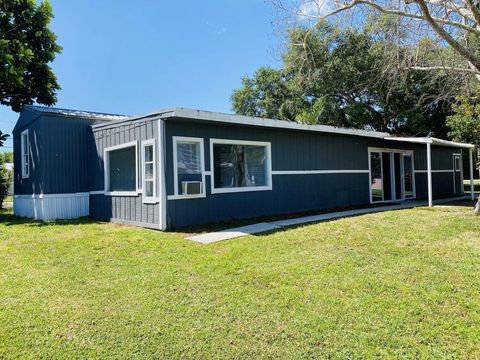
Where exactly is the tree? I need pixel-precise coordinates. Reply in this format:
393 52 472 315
232 24 457 136
0 131 7 147
447 96 480 213
0 0 62 112
0 134 12 209
0 151 13 163
272 0 480 212
273 0 480 75
0 159 12 209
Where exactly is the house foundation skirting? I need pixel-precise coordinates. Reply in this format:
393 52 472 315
13 192 89 221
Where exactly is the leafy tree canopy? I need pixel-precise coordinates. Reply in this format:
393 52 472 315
232 22 463 136
0 150 13 163
447 95 480 149
0 0 62 112
0 132 7 147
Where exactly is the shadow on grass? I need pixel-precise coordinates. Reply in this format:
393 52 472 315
0 209 103 227
435 199 478 208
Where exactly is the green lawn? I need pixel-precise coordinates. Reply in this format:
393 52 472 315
1 205 480 358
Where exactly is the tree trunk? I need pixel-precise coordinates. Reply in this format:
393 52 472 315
474 198 480 215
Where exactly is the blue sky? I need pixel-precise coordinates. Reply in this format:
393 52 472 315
0 0 281 152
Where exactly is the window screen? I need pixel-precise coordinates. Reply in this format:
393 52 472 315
213 144 268 189
21 130 29 178
143 144 154 197
176 140 202 195
108 146 136 191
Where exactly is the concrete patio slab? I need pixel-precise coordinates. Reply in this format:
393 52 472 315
186 222 283 244
185 195 474 244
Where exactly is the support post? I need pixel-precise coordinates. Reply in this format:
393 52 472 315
469 148 475 201
427 142 433 207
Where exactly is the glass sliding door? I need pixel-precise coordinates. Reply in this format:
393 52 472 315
370 149 415 203
403 154 414 199
393 153 402 200
370 152 383 202
382 152 392 201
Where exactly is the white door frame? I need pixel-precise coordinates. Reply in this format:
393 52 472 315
452 153 462 195
368 147 416 204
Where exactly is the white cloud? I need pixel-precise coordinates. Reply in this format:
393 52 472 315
298 0 333 18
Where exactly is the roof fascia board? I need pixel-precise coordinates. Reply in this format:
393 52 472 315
91 109 175 130
385 136 474 149
430 137 475 149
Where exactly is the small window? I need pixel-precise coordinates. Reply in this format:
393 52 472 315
173 137 205 198
105 142 137 194
21 129 29 178
454 156 461 171
142 140 156 201
210 139 272 194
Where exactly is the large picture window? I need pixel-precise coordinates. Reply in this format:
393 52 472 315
172 137 205 199
104 142 137 195
210 139 272 194
21 129 29 178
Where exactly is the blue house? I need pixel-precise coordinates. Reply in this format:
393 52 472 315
12 105 476 229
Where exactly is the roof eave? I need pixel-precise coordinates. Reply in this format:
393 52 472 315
385 136 474 149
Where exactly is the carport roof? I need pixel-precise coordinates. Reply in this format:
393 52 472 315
385 136 474 149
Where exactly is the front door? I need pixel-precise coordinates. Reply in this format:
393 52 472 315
453 154 462 194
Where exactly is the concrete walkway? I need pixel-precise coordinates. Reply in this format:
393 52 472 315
186 196 473 244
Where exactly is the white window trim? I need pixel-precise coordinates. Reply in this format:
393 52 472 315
104 141 139 196
402 153 416 200
142 139 157 204
367 147 416 204
368 151 384 203
210 138 273 194
172 136 206 200
21 129 29 179
453 153 462 171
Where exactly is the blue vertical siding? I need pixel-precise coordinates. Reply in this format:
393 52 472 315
13 111 96 195
88 120 160 227
164 118 465 229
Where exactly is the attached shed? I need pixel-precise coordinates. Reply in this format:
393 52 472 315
13 106 476 229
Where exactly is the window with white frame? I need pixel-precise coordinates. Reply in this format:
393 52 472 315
142 140 156 200
21 129 29 178
104 142 137 194
173 137 205 198
454 155 461 171
210 139 272 194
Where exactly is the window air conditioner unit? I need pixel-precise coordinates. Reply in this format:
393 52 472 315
182 181 202 195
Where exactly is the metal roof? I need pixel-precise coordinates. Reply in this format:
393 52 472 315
74 106 474 148
24 105 129 121
93 107 391 139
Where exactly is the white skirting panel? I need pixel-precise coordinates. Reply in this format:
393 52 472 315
13 192 89 221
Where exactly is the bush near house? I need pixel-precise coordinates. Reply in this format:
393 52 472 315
464 179 480 193
1 204 480 358
0 163 13 209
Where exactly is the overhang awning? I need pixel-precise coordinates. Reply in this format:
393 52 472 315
384 136 475 149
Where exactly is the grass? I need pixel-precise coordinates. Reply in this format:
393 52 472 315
1 204 480 358
464 179 480 194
